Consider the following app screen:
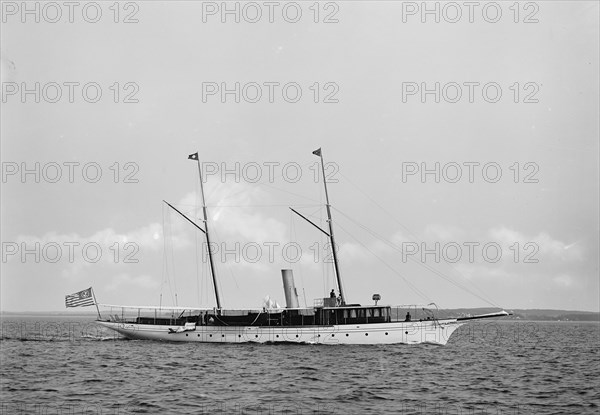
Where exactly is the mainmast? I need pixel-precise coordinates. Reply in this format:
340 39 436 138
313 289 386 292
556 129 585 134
188 152 221 311
313 148 346 305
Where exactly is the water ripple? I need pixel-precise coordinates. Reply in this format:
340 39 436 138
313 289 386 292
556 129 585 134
1 319 598 414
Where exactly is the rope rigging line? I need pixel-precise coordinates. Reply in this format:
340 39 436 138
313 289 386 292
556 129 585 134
201 204 323 208
198 159 324 207
195 225 201 307
335 171 500 307
161 205 177 307
332 206 500 308
211 225 239 294
317 178 331 297
256 181 322 205
289 211 308 307
333 220 432 303
338 171 422 241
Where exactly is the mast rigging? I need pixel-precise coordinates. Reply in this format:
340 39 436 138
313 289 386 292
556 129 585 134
188 152 222 311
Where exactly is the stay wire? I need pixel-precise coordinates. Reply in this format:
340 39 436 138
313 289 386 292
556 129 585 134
337 172 500 307
333 206 499 308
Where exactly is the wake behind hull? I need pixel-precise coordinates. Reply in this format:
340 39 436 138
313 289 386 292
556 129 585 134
97 319 464 345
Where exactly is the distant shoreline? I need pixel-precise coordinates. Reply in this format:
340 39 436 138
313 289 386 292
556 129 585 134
1 308 598 322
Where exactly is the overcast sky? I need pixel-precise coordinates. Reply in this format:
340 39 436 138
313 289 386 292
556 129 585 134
1 1 598 312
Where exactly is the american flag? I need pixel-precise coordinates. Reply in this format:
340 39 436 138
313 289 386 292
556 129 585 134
65 287 95 308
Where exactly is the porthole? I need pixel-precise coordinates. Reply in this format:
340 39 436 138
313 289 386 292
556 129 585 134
238 335 241 338
345 334 349 337
332 334 335 337
222 334 224 337
295 335 299 338
405 331 408 335
255 335 258 338
209 334 212 337
185 333 188 336
365 333 368 336
197 334 200 337
276 335 279 338
385 332 388 335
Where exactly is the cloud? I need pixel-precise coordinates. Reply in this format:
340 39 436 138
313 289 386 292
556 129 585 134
178 182 287 243
488 226 584 262
10 223 169 276
339 223 592 309
553 274 575 288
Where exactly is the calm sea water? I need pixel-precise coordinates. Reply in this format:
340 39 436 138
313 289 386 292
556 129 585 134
1 316 598 415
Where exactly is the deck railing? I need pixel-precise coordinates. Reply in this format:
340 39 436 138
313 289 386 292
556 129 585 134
99 304 449 326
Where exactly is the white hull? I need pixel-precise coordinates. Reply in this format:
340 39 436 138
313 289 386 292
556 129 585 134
97 319 464 345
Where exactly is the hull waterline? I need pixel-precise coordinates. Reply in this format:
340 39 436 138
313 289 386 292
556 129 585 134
97 319 464 345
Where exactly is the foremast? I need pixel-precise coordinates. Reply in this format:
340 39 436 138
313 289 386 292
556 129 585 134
313 148 346 305
188 152 222 311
